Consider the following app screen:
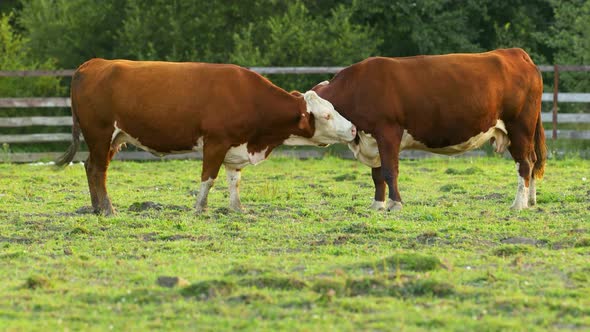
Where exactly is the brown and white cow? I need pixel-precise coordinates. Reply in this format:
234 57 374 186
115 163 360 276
56 59 356 215
312 48 546 211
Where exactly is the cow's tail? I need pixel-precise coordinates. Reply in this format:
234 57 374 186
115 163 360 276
532 111 546 180
55 90 81 167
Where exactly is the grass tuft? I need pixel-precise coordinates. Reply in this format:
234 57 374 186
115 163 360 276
574 237 590 248
181 280 235 300
439 183 466 193
340 222 392 235
379 253 442 272
345 277 453 298
493 244 532 257
312 277 347 296
128 201 163 212
225 265 269 276
445 167 482 175
402 279 454 297
67 226 90 235
239 276 308 290
23 275 51 290
226 292 273 304
333 174 357 181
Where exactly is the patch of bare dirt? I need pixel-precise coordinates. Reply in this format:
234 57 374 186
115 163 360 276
500 237 538 245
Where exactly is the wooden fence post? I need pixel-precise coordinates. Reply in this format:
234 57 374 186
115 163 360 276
552 64 559 140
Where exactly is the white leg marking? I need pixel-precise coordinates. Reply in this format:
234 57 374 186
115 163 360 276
528 177 537 206
225 166 242 212
386 199 403 211
511 163 529 210
369 200 385 210
195 178 215 213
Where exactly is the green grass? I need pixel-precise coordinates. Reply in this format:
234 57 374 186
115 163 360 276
0 156 589 331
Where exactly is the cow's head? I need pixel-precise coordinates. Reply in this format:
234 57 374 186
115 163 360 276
285 91 356 146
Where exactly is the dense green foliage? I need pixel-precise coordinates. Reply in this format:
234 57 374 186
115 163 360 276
1 157 589 330
545 0 590 92
0 13 63 97
1 0 589 92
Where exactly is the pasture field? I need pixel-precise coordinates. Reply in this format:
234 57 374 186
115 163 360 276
0 156 589 331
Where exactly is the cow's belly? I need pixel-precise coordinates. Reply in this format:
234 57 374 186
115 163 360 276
110 122 202 156
111 122 269 169
223 144 269 169
349 120 510 167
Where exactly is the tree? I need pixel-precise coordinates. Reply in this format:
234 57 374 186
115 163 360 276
351 0 483 57
545 0 590 93
115 0 282 62
0 0 20 16
480 0 554 64
231 1 381 91
0 13 63 98
18 0 125 68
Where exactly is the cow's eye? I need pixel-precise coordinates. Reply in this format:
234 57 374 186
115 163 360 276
324 114 332 120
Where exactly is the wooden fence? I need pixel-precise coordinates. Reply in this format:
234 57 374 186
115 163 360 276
1 66 590 162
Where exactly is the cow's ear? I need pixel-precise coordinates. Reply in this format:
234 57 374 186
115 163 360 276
303 90 319 104
297 111 312 131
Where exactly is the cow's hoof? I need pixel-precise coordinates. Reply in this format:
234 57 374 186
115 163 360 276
528 196 537 206
510 202 528 210
385 199 403 211
229 204 243 213
195 205 207 214
96 206 116 216
102 210 116 217
369 200 385 210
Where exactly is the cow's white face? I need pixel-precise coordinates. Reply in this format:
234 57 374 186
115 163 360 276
285 91 355 146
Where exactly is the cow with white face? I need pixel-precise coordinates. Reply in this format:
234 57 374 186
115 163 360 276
284 91 357 146
56 59 356 215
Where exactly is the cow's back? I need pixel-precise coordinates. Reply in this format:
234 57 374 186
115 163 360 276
71 59 284 152
325 48 542 148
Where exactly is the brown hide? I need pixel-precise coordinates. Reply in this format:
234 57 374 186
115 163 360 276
313 48 546 209
60 59 315 215
73 59 313 155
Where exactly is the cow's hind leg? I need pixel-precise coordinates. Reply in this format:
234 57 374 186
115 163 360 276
85 135 117 216
370 167 386 210
225 165 243 212
510 161 531 210
528 177 537 206
507 130 535 210
195 142 228 213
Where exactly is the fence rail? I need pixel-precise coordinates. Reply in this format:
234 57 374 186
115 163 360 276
3 113 590 130
1 66 589 162
2 65 590 77
2 94 590 108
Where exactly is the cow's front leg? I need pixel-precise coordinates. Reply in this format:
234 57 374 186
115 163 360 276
370 167 386 210
195 178 215 213
225 165 243 212
376 126 403 211
195 142 228 214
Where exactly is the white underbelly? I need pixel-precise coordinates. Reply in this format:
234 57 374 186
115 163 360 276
223 143 269 169
348 120 510 168
110 122 268 168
